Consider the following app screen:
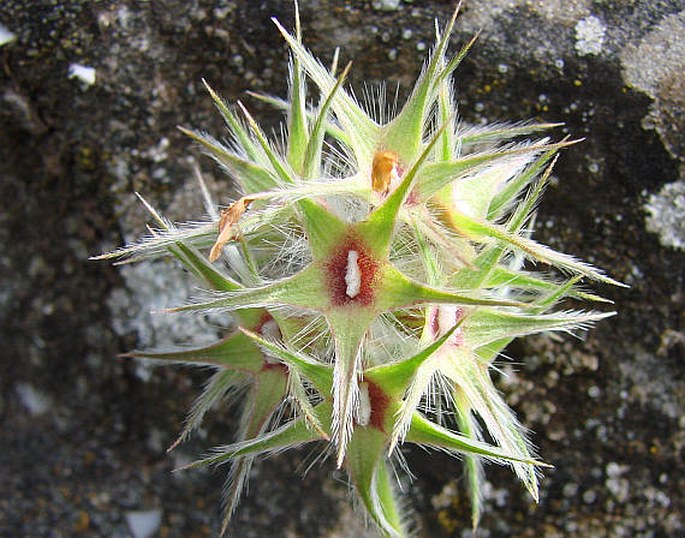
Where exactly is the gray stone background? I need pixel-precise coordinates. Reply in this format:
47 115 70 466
1 1 683 537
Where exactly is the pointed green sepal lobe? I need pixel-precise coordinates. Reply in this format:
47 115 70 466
178 127 278 193
326 314 374 467
445 209 625 286
485 267 612 304
440 357 541 501
361 111 456 257
377 265 527 311
285 1 308 174
346 427 405 537
201 79 259 161
237 101 294 185
487 145 559 220
297 198 348 260
168 265 327 314
169 369 248 452
129 193 244 294
239 328 333 395
383 3 462 161
288 368 331 439
406 412 549 466
273 17 380 164
123 330 266 372
181 404 331 469
463 309 616 348
459 121 563 147
171 242 241 292
245 367 289 439
247 90 350 147
417 141 565 201
453 389 484 531
302 62 352 180
365 320 462 398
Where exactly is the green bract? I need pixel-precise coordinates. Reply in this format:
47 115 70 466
95 3 620 536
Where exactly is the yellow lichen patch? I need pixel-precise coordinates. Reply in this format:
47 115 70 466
209 197 254 262
73 511 90 533
437 508 460 534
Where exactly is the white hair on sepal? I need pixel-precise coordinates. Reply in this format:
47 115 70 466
286 313 331 358
390 443 415 484
322 135 357 177
331 337 364 466
296 436 334 478
92 219 217 264
359 81 397 125
220 455 255 535
191 162 219 220
426 371 458 425
258 221 311 279
366 313 419 367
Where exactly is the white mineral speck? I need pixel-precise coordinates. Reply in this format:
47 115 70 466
645 179 685 250
15 383 51 416
345 250 361 298
575 15 606 56
125 510 162 538
582 489 597 504
372 0 402 11
563 482 579 498
68 63 97 87
606 476 630 502
0 24 16 46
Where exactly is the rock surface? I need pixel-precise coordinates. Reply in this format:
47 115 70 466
1 1 683 537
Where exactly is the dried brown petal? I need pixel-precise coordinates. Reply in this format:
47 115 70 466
209 197 254 262
371 150 399 195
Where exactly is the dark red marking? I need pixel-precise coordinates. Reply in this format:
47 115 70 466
428 306 464 347
252 313 288 373
406 186 421 206
261 362 288 374
429 307 440 337
367 380 390 432
325 235 380 307
253 312 274 333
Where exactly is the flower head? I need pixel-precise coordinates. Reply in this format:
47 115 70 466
94 2 620 535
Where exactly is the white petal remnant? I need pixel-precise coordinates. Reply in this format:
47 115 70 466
0 24 16 47
357 382 371 427
575 15 606 56
344 250 361 298
68 63 97 87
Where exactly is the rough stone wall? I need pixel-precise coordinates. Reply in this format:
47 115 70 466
1 1 683 537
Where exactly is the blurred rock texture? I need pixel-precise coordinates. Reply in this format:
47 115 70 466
1 1 683 536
